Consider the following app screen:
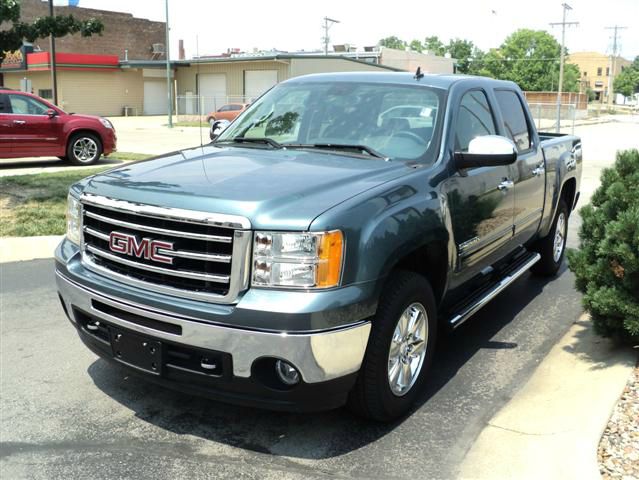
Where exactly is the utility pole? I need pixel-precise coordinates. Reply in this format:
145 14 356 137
322 17 340 55
48 0 58 105
165 0 173 128
550 3 578 133
604 25 627 107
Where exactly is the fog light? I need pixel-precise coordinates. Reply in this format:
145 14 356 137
275 360 300 386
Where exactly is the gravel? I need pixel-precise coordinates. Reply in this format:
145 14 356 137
598 364 639 480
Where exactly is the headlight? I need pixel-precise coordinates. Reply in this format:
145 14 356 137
252 230 343 289
66 194 82 245
99 118 113 129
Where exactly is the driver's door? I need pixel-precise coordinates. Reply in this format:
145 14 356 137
6 94 62 157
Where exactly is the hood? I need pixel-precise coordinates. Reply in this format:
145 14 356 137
82 144 413 230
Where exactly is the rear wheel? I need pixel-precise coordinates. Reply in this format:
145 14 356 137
67 133 102 165
348 270 437 421
531 199 569 276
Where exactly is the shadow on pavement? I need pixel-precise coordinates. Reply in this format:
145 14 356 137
87 269 559 460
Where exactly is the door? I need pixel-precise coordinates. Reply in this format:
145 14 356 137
0 93 12 157
446 89 515 274
494 90 546 244
6 93 62 157
244 70 278 101
143 80 168 115
197 74 227 115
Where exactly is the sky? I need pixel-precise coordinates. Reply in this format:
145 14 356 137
73 0 639 61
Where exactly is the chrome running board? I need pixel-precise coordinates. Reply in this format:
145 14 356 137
449 253 541 329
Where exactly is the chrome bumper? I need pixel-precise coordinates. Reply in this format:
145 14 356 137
56 271 371 384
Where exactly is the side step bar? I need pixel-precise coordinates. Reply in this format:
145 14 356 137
449 253 541 329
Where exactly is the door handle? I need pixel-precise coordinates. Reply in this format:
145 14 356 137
532 163 545 176
13 120 26 125
498 179 514 191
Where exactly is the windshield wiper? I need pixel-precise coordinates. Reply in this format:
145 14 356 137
285 143 388 160
216 137 283 149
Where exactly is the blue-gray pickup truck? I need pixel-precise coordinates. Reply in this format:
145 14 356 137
55 72 582 421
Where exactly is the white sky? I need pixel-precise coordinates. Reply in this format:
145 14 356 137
73 0 638 60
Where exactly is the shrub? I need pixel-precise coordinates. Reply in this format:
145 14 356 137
567 149 639 342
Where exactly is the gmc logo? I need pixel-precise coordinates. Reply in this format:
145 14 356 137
109 231 174 265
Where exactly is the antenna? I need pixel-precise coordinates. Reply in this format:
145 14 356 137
414 66 424 80
322 17 340 55
196 34 203 150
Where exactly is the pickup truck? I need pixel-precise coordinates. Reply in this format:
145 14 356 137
55 72 582 421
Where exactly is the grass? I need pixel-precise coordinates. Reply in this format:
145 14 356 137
172 121 209 128
108 152 154 161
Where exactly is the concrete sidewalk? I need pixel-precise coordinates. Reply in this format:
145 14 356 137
0 235 63 263
458 315 637 480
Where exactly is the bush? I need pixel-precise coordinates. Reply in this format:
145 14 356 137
567 149 639 342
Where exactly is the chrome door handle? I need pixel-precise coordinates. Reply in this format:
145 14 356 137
532 164 545 176
13 120 26 125
498 179 514 191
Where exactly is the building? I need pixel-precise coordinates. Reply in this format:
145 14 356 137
568 51 632 103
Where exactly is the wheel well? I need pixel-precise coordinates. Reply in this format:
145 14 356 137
67 129 103 150
560 178 577 214
393 241 447 305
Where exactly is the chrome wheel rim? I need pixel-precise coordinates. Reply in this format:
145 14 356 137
553 212 566 262
388 302 428 397
72 137 98 163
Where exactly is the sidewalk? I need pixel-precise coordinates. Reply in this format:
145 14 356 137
458 315 637 480
0 235 63 263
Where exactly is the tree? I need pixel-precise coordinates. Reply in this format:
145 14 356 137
446 38 474 74
613 59 639 98
379 36 406 50
0 0 104 63
424 36 445 56
408 39 423 53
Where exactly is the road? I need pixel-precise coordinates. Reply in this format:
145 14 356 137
1 117 637 480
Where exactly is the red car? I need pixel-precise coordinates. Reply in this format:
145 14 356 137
205 103 248 125
0 88 117 165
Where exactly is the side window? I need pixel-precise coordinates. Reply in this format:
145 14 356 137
218 105 231 112
455 90 496 152
231 105 243 111
0 94 9 113
8 94 49 115
495 90 531 152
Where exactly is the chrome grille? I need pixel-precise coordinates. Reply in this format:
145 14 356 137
79 194 252 303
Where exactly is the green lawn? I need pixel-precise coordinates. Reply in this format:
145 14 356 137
172 121 209 128
109 152 154 161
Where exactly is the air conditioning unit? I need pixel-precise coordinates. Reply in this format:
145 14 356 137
152 43 165 54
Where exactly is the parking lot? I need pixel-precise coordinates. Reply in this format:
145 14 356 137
1 117 638 479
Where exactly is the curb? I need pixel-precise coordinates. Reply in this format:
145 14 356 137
0 235 63 263
458 315 637 480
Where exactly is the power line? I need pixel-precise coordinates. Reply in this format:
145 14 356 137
550 3 579 133
604 25 627 106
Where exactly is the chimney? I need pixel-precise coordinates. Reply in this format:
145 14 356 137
178 39 185 60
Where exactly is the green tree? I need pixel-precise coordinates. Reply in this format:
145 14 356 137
379 36 406 50
613 62 639 98
0 0 103 63
424 35 446 56
446 38 475 74
408 39 423 53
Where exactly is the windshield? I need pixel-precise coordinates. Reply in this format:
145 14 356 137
217 81 445 163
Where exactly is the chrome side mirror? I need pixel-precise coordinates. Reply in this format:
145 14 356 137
210 119 231 141
454 135 517 169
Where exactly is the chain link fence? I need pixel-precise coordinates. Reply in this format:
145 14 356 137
176 95 251 122
526 102 577 134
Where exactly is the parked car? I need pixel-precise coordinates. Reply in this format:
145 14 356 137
55 72 581 421
205 103 248 125
0 88 116 164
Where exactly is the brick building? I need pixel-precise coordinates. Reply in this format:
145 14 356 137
15 0 166 61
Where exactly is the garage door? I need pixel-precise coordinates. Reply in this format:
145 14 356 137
143 80 168 115
198 74 227 115
245 70 278 101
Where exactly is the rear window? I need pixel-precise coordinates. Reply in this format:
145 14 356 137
495 90 531 151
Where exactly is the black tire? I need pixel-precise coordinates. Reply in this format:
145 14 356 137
347 270 438 421
531 199 569 277
66 132 102 166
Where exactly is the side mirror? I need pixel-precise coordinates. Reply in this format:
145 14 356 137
46 109 58 119
210 119 230 141
454 135 517 169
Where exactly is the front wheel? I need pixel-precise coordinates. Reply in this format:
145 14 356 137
67 133 102 165
348 270 437 421
531 199 569 276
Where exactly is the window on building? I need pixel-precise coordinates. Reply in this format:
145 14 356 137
495 90 531 152
38 89 53 100
597 67 603 76
582 71 587 77
454 90 496 152
606 67 610 76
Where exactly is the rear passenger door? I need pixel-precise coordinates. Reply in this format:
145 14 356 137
494 90 545 244
446 89 515 274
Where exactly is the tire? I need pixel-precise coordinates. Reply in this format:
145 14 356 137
347 270 438 421
66 132 102 166
531 199 569 277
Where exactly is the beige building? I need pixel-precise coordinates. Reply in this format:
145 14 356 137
568 51 632 103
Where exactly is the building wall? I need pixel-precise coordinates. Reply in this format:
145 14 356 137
288 57 390 77
3 69 144 116
379 48 454 73
567 51 632 102
15 0 165 61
